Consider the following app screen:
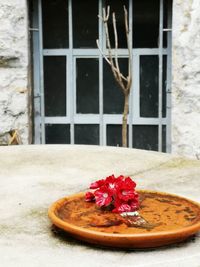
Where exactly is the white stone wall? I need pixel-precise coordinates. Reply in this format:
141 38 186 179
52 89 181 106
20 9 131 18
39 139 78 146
0 0 200 158
172 0 200 159
0 0 30 144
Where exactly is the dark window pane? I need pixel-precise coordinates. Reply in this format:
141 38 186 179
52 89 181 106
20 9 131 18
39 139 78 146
163 4 167 49
105 0 129 48
45 124 70 144
103 58 127 114
162 125 166 152
75 125 99 145
140 56 158 117
42 0 68 48
73 0 98 48
163 0 172 48
163 32 167 49
107 125 122 147
76 59 99 114
107 125 129 147
132 125 166 152
162 56 167 117
133 0 159 48
44 56 66 116
140 55 167 118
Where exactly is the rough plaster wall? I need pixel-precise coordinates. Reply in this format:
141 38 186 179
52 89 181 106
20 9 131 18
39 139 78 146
0 0 29 144
172 0 200 159
0 0 200 156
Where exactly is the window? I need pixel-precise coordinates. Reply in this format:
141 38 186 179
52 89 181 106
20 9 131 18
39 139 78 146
32 0 172 152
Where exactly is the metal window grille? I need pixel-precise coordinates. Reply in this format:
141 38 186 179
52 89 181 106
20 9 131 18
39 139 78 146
31 0 172 152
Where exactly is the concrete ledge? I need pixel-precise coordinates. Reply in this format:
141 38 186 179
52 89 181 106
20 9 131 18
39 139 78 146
0 145 200 266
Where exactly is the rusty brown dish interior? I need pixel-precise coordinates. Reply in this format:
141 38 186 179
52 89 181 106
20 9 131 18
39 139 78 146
48 190 200 248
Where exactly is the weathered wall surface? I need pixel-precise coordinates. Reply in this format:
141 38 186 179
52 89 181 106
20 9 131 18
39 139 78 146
0 0 30 144
172 0 200 159
0 0 200 158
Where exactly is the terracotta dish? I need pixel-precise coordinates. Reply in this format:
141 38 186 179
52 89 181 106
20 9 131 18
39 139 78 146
48 190 200 248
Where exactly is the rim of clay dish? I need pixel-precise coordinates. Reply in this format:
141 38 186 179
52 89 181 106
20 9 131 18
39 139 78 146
48 190 200 241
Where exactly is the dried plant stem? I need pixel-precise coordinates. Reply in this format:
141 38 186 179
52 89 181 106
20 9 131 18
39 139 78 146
122 93 129 147
97 5 132 147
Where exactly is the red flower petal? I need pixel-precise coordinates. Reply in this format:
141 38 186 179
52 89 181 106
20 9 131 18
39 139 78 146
124 177 136 188
104 175 118 193
90 179 105 189
128 198 139 210
119 190 137 201
85 192 95 202
112 203 132 213
94 186 113 207
115 176 137 201
112 197 139 213
105 175 116 185
116 175 125 182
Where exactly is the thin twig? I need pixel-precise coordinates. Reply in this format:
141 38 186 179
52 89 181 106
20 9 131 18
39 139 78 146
97 5 133 147
103 7 112 55
124 5 132 94
112 13 122 84
102 7 116 78
102 7 126 91
96 39 127 82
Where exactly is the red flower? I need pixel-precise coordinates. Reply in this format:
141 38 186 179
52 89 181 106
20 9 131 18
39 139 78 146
90 179 105 189
128 198 139 211
85 175 139 213
94 186 113 207
112 197 139 213
124 177 136 188
85 192 95 202
116 177 137 201
116 175 125 182
112 203 132 213
104 175 118 193
112 197 130 212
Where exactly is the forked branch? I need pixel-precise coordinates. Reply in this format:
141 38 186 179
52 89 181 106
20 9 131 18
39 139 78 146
97 5 133 147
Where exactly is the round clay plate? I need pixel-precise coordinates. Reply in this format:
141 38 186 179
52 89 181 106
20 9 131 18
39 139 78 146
48 190 200 248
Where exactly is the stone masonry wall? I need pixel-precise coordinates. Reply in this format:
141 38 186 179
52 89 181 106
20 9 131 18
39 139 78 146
0 0 30 144
0 0 200 158
172 0 200 159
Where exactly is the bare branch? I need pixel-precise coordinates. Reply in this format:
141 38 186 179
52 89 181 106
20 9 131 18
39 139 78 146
105 5 110 21
103 7 112 53
96 39 111 65
101 7 127 91
124 5 132 94
112 12 125 89
96 39 127 83
97 5 133 147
